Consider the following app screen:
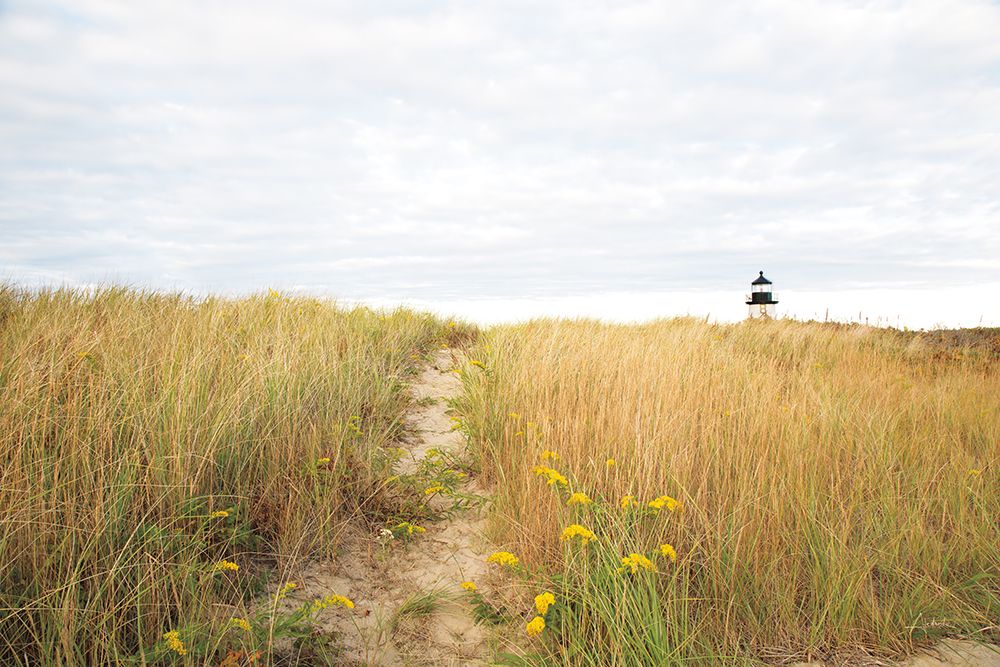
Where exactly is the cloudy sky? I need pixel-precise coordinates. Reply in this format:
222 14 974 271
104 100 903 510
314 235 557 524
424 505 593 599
1 1 998 327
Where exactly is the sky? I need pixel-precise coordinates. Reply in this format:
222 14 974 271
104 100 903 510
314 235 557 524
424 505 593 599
1 0 998 328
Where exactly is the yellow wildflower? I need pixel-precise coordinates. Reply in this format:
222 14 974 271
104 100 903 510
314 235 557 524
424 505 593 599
210 510 229 519
648 495 682 513
659 543 677 562
533 466 568 487
618 553 656 574
461 581 478 592
620 494 637 509
969 468 982 476
526 421 537 429
395 521 426 536
486 551 520 568
163 630 187 656
212 560 239 572
540 450 559 462
277 582 297 599
534 591 556 615
470 360 485 368
515 430 525 437
525 616 545 637
317 457 331 465
229 617 252 632
311 593 355 611
448 321 456 328
606 458 616 468
567 492 591 506
508 412 521 419
560 524 596 544
424 485 447 495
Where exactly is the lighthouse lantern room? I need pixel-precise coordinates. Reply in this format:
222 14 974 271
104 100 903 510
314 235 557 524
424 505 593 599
746 271 778 319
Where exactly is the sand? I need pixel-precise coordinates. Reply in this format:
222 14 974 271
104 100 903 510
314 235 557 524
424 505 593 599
276 348 491 666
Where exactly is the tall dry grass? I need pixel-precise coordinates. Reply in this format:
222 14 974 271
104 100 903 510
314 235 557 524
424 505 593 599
458 318 998 665
0 285 452 664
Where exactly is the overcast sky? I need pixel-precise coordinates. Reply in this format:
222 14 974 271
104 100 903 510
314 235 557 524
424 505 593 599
1 1 998 327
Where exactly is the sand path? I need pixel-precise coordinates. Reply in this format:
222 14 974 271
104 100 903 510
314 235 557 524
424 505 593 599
283 348 491 666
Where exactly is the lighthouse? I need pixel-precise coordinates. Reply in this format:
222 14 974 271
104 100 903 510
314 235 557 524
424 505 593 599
746 271 778 319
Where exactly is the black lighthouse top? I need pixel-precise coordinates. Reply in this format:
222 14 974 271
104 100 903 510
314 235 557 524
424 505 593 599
747 271 778 305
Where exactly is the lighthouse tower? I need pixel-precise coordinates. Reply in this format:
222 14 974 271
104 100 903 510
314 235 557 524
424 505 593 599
746 271 778 319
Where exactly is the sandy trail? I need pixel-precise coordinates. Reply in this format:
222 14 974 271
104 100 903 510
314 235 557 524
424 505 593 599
282 348 491 666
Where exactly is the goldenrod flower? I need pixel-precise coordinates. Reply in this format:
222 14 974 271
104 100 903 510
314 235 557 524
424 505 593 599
461 581 478 592
533 466 568 487
210 510 229 519
277 582 297 599
618 553 656 574
620 494 637 509
486 551 520 568
394 521 426 536
540 450 559 461
659 543 677 562
424 485 447 495
534 591 555 615
525 616 545 637
163 630 187 656
212 560 239 572
311 593 355 612
317 457 331 465
606 458 616 468
648 495 682 513
560 524 596 544
470 360 485 368
567 492 591 506
230 617 252 632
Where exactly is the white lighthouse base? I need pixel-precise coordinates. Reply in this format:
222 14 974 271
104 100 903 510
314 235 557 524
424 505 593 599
747 304 776 319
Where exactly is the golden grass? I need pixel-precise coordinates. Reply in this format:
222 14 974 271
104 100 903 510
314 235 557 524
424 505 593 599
457 318 999 664
0 285 454 664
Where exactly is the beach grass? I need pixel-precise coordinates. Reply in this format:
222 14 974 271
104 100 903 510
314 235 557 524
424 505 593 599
456 318 999 665
0 285 455 664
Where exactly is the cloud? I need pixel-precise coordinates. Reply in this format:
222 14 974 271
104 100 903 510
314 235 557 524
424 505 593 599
0 0 998 325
